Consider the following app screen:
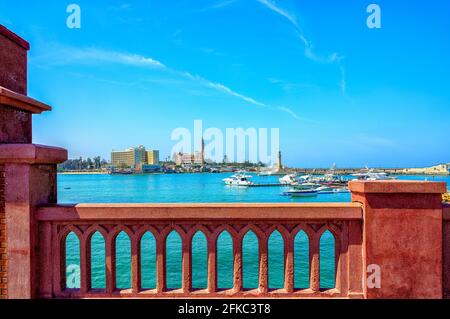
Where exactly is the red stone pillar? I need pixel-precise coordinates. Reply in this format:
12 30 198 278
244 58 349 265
0 164 6 298
443 205 450 299
0 25 67 298
349 180 446 299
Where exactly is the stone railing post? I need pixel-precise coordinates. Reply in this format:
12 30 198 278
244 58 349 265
349 180 446 299
0 25 67 299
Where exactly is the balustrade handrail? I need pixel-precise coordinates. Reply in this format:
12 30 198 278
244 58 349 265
36 203 363 221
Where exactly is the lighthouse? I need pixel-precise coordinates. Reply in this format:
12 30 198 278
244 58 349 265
200 137 205 166
275 148 283 172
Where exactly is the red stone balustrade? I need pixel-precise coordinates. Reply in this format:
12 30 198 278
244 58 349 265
35 203 364 298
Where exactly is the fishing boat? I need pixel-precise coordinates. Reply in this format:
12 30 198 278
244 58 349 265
223 173 254 187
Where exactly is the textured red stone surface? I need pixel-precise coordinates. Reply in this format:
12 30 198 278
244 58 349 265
0 25 30 298
0 25 30 143
350 181 445 299
444 205 450 299
0 144 67 164
0 25 66 298
36 202 363 221
349 180 447 194
0 165 6 299
0 25 30 51
0 105 31 144
0 86 52 114
0 28 28 94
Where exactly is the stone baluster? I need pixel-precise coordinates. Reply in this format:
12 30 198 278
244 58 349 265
258 234 269 293
156 234 166 293
309 233 320 292
207 234 218 293
79 236 91 294
284 234 294 293
131 235 141 294
232 235 243 293
105 234 116 294
182 233 192 293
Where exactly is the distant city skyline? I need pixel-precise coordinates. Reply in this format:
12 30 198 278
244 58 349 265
1 0 449 167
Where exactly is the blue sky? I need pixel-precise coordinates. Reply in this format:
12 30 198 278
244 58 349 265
1 0 449 167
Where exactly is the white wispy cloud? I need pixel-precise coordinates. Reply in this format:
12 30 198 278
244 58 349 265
33 46 165 68
256 0 298 27
33 43 303 121
257 0 347 95
181 71 305 120
257 0 341 64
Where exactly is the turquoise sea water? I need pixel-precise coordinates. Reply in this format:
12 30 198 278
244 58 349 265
61 173 450 290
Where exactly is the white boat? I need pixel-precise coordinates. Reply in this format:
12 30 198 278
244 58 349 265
258 167 277 176
279 174 314 185
314 186 334 193
297 174 313 183
314 186 350 194
294 182 321 190
352 167 396 181
283 189 318 197
279 174 298 185
223 173 254 187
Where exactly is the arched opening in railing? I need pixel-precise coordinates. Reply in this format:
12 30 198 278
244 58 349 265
191 231 207 289
243 230 259 289
166 230 182 289
217 230 233 289
268 230 284 289
294 230 309 289
65 231 80 289
115 231 131 289
90 231 106 289
320 230 336 289
140 231 156 289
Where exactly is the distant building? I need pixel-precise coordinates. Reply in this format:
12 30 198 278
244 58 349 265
111 146 160 168
402 163 450 175
174 151 204 166
146 150 160 165
173 137 205 166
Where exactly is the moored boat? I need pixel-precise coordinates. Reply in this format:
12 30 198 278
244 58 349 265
223 173 254 187
352 166 396 181
283 189 318 197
